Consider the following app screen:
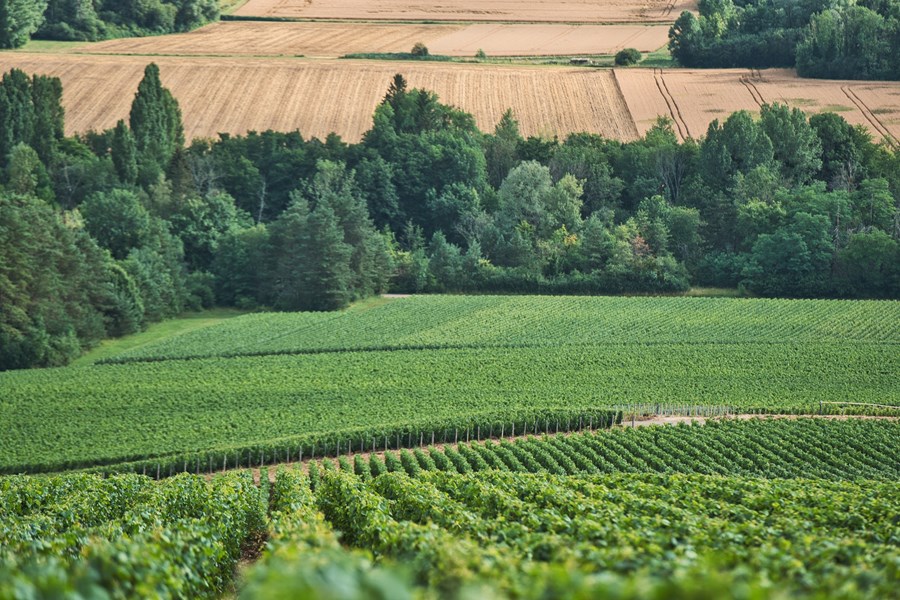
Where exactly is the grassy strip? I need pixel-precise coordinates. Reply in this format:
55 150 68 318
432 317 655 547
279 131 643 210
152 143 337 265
72 308 246 366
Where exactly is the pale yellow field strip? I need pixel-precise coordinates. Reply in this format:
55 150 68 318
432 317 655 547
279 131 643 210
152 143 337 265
234 0 697 24
615 68 900 143
0 54 639 142
79 21 670 58
81 22 465 58
428 24 670 56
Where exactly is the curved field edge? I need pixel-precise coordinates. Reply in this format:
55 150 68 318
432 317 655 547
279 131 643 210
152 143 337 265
97 295 900 365
2 342 897 474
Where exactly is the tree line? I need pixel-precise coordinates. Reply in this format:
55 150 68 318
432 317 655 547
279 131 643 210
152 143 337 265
669 0 900 80
1 65 899 369
0 0 218 47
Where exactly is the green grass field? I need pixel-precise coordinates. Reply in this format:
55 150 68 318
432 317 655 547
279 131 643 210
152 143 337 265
2 295 897 475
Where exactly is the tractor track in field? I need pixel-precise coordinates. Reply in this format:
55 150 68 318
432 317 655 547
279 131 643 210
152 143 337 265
740 69 765 107
653 68 691 140
842 86 898 149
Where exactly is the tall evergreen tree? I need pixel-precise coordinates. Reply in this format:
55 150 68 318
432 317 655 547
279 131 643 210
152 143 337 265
110 119 138 185
129 63 184 182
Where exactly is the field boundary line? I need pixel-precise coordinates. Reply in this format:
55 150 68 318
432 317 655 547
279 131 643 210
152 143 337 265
97 339 900 366
611 69 641 140
653 68 690 140
842 86 898 149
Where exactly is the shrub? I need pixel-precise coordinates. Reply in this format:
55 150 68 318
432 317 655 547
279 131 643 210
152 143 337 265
614 48 642 66
411 42 429 57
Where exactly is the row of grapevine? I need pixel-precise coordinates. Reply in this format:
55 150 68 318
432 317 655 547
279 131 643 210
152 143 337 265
317 419 900 483
5 340 897 474
308 470 900 598
56 408 620 479
0 472 267 598
101 295 900 364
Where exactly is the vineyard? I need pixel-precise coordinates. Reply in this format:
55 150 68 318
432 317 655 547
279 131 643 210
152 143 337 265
4 418 899 598
100 295 900 363
314 418 900 482
0 472 266 598
2 296 897 475
2 342 897 475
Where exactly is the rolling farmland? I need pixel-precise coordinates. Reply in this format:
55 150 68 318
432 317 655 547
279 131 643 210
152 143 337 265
2 296 897 475
3 51 899 142
101 295 900 363
81 21 672 58
615 68 900 142
233 0 697 24
0 53 640 141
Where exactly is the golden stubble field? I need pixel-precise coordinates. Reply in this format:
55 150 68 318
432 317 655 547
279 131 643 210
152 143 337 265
0 54 640 142
81 21 671 57
233 0 695 23
2 52 898 144
615 68 900 144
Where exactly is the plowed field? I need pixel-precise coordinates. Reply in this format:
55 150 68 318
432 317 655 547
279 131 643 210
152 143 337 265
0 54 638 142
81 22 670 58
614 68 900 143
234 0 695 24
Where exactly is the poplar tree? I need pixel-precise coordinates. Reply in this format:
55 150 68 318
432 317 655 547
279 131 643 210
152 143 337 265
129 63 184 181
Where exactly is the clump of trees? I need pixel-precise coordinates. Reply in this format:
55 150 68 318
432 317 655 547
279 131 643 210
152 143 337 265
2 66 899 369
0 0 219 46
668 0 900 80
614 48 642 66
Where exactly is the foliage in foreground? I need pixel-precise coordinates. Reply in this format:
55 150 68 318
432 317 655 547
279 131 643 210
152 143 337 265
4 461 896 599
0 471 266 598
255 468 900 599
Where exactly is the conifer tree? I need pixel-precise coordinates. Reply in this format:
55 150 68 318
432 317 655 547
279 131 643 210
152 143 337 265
129 63 185 181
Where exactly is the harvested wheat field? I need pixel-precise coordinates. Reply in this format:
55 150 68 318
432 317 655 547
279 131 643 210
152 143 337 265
82 22 464 58
81 21 670 58
428 24 669 56
0 54 639 142
615 68 900 144
234 0 695 23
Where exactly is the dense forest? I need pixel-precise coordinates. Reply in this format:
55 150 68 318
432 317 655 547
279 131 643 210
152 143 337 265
1 64 899 369
669 0 900 80
0 0 218 47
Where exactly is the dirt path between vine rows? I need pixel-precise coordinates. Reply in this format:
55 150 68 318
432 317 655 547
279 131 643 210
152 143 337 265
227 414 899 483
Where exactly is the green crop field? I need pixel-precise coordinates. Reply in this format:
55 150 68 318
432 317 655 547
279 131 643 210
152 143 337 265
1 296 898 475
6 419 900 600
329 418 900 482
102 295 900 363
3 343 898 474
